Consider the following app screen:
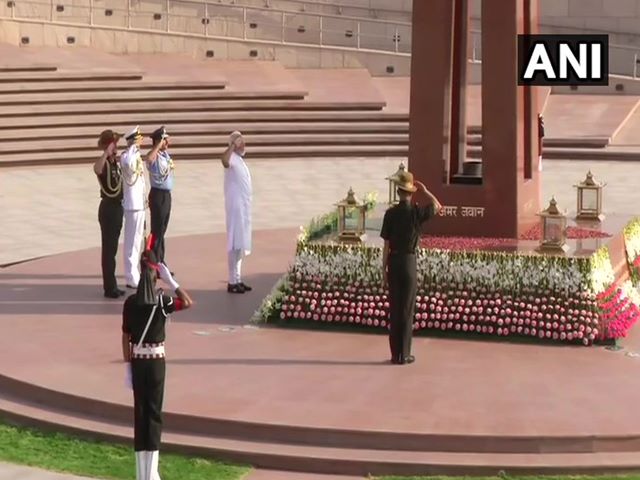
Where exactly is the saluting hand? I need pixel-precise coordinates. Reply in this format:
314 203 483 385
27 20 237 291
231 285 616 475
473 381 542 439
158 263 180 292
105 142 117 156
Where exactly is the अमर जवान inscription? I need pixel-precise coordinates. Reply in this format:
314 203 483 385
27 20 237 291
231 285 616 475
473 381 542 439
437 206 486 217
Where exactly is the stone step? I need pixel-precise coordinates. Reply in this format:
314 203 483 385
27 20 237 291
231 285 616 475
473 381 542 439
0 100 386 117
0 123 603 149
0 90 308 105
0 111 409 129
466 135 610 149
0 70 144 83
0 133 409 153
0 122 410 141
0 145 409 166
1 392 640 477
0 64 58 73
0 80 227 93
2 142 638 167
467 147 640 161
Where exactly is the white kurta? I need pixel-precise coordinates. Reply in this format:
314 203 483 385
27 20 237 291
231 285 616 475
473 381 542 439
224 152 252 255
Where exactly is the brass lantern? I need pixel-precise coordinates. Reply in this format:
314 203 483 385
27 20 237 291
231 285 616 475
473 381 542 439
537 197 569 253
574 171 605 221
335 187 366 243
385 162 406 206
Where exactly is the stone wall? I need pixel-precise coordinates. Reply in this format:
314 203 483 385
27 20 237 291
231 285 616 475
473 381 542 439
0 19 411 74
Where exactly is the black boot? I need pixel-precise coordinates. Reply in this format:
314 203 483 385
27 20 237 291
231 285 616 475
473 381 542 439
227 283 245 294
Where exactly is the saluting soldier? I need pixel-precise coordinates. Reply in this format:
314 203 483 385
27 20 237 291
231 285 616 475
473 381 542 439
94 129 125 299
121 126 146 289
146 126 175 266
122 243 193 480
538 113 545 172
380 170 442 365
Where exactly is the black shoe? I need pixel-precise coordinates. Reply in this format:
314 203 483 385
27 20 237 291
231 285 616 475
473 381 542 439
126 284 137 289
104 290 122 299
116 288 125 297
227 283 245 294
239 282 252 292
401 355 415 365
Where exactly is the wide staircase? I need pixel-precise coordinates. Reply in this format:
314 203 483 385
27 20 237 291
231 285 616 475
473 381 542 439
0 61 410 167
2 48 640 167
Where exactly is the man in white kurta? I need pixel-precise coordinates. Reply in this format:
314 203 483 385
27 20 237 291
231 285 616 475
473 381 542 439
221 131 252 294
121 126 146 289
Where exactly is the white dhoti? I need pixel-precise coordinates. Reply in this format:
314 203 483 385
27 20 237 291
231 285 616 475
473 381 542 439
224 152 252 285
124 209 145 286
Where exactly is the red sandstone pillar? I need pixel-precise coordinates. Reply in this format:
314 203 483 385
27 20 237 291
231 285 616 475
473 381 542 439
409 0 540 238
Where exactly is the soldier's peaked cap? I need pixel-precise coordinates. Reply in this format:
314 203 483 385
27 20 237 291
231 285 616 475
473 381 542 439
126 126 143 140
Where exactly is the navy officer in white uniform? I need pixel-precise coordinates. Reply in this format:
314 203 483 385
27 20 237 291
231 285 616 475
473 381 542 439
121 126 146 289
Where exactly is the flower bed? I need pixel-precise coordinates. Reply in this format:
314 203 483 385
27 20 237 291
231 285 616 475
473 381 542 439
419 226 612 251
520 224 612 241
254 216 640 346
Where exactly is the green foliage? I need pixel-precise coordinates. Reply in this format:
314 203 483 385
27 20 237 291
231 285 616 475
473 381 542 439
0 421 249 480
623 217 640 286
251 274 289 323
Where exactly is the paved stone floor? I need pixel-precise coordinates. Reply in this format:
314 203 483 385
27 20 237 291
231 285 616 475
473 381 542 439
0 463 93 479
2 157 640 480
2 157 640 266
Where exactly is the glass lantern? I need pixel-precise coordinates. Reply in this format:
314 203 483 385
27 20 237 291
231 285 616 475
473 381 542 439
574 171 605 221
335 187 366 243
537 197 568 253
385 162 406 206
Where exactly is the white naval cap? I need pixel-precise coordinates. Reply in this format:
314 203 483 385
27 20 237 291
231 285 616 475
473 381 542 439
125 125 143 141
